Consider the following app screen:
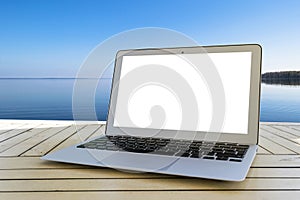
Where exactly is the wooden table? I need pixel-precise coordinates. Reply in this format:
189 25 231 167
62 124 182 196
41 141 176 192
1 120 300 199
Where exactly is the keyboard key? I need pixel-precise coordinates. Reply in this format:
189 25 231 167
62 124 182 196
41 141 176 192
203 156 215 160
229 158 242 162
152 151 175 156
180 152 190 157
235 154 245 158
190 154 199 158
206 151 215 156
216 156 229 161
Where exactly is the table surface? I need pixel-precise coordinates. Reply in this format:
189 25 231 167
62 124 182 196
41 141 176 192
1 120 300 200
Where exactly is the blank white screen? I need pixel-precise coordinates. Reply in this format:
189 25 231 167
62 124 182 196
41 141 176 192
113 52 252 134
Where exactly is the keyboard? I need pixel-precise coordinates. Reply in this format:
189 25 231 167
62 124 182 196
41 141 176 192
77 135 249 162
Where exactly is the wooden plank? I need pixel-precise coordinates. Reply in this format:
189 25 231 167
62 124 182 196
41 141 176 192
1 155 300 169
0 157 90 169
87 124 105 139
274 125 300 136
247 167 300 178
260 129 300 154
0 123 26 133
264 125 300 147
0 120 71 126
0 127 31 142
289 126 300 144
258 136 295 154
253 155 300 167
2 178 300 192
261 122 300 126
264 125 300 140
0 123 40 142
257 146 272 154
23 125 86 157
0 130 12 135
0 126 69 157
49 124 101 153
1 167 300 180
290 126 300 130
0 168 166 179
273 125 300 146
0 127 51 153
1 191 300 200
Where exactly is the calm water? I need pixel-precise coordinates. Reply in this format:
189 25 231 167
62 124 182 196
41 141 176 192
260 83 300 122
0 79 111 121
0 79 299 122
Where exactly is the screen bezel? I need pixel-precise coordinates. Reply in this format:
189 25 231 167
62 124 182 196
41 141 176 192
105 44 262 145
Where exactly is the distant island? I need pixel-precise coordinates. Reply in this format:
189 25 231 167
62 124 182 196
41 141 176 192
262 71 300 85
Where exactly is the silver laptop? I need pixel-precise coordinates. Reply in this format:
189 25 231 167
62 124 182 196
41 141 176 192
42 44 262 181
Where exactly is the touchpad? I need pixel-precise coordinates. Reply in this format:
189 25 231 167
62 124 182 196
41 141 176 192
99 152 179 172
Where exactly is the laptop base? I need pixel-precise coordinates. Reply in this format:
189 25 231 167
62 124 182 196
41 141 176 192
42 137 257 181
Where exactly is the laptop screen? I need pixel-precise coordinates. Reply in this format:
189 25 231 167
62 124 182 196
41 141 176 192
113 52 252 135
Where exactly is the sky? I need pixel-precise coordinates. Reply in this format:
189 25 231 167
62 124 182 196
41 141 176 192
0 0 300 77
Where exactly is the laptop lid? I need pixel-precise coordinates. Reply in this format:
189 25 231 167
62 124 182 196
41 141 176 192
105 44 262 145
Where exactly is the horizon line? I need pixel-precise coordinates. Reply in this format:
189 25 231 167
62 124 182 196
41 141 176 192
0 77 113 79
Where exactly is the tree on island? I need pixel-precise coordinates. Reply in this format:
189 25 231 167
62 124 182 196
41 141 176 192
261 71 300 85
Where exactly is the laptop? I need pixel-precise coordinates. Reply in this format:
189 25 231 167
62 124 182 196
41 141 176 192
42 44 262 181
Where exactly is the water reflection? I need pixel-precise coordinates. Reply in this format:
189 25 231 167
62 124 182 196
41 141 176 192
261 78 300 86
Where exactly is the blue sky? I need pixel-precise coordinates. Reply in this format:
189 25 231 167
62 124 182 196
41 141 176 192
0 0 300 77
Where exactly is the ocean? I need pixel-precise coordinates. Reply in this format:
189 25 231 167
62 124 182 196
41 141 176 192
0 78 299 122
